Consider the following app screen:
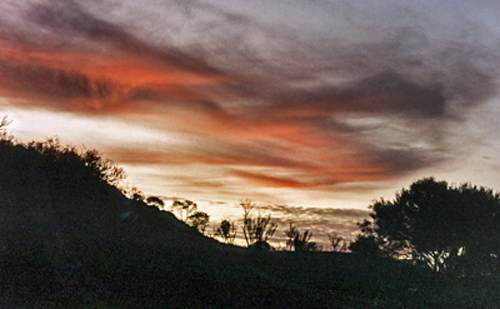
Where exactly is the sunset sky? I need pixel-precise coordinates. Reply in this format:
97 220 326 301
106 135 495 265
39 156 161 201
1 0 500 246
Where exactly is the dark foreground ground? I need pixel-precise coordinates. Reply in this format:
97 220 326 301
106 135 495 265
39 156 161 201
1 234 499 309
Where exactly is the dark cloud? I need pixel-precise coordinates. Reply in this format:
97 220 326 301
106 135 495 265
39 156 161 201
366 149 443 177
366 147 442 176
53 70 115 100
19 0 224 76
217 9 500 122
271 71 447 119
0 60 116 103
28 1 124 42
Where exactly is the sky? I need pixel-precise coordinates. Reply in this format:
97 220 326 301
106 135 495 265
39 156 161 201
1 0 500 247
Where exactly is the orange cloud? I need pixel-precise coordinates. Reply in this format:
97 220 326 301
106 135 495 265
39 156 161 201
231 170 319 188
0 37 228 115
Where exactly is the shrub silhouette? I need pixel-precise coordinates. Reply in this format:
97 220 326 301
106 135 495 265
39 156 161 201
285 223 317 252
240 199 277 249
358 177 500 273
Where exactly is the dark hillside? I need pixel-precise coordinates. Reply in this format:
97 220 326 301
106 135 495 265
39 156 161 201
0 138 499 308
0 139 221 306
0 138 341 308
0 138 206 245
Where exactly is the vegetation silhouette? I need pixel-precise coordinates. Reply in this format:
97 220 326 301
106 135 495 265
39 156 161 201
327 231 348 252
1 119 500 308
349 235 382 256
171 199 198 222
286 223 318 252
354 177 500 274
188 211 210 234
145 195 165 209
240 199 277 250
214 219 237 244
170 199 210 234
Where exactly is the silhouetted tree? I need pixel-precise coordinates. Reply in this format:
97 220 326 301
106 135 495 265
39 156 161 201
358 177 500 273
240 199 254 246
245 214 277 248
214 219 237 244
16 137 127 211
286 223 317 252
328 231 347 252
171 199 198 222
240 199 277 249
188 211 210 234
239 199 255 246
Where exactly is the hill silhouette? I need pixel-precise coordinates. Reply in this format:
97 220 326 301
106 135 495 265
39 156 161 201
0 134 499 308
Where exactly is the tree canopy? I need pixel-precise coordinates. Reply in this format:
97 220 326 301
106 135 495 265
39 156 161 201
355 177 500 273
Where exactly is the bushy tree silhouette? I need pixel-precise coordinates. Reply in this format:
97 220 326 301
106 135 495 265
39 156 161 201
357 177 500 273
0 116 13 142
188 211 210 234
171 199 198 222
214 219 237 244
